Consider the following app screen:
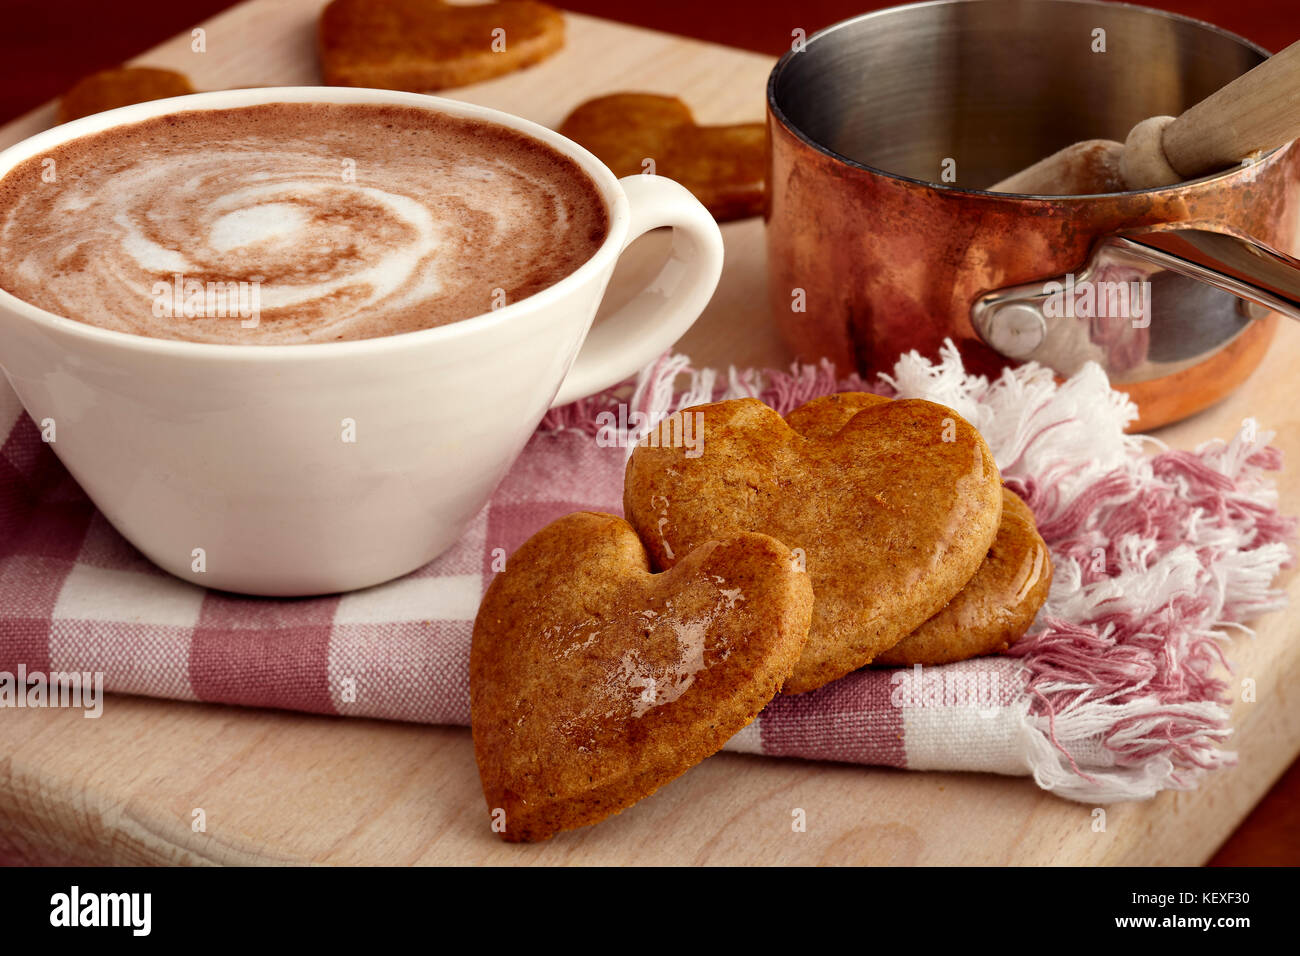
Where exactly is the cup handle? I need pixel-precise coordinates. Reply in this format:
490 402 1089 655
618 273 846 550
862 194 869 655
550 174 724 408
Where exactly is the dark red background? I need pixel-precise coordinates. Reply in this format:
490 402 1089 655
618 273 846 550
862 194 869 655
0 0 1295 865
2 0 1297 124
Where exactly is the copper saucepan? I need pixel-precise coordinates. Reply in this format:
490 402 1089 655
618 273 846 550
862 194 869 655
765 0 1300 429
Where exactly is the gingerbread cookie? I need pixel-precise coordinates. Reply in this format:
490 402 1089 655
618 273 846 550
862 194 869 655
558 93 765 221
471 512 812 842
58 67 194 124
318 0 564 91
785 393 1052 667
783 390 892 438
624 398 1002 694
875 488 1052 666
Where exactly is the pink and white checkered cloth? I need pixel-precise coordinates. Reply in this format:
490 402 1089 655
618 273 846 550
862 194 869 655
1 343 1293 802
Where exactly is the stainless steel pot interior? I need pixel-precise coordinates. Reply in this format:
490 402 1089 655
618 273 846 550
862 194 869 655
770 0 1268 190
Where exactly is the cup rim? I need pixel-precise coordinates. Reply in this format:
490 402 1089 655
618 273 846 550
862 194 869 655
0 86 631 360
766 0 1281 201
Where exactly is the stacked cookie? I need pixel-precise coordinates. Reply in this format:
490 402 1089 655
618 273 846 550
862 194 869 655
471 394 1052 841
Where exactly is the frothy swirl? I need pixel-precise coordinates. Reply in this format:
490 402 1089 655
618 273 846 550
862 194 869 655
0 103 608 343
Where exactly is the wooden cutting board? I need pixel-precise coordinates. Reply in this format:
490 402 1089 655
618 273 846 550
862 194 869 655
1 0 1297 866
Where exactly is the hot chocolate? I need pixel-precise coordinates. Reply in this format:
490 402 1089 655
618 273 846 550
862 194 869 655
0 102 609 344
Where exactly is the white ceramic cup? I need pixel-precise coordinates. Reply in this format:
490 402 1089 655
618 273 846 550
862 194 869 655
0 87 724 595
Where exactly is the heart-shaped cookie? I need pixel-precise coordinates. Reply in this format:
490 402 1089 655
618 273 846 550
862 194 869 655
558 93 764 221
783 390 893 437
58 67 195 124
319 0 565 91
471 511 812 842
876 487 1052 665
624 397 1002 693
785 393 1052 666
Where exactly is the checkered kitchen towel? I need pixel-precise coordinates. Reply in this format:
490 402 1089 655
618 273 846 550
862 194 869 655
1 342 1293 802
